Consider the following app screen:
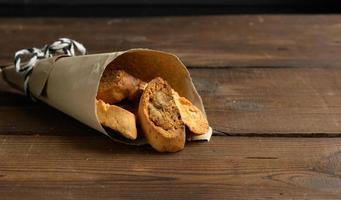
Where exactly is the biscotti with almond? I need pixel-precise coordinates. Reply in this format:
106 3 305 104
138 77 186 152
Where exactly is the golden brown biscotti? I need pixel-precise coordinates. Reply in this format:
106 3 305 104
97 69 145 104
138 77 185 152
96 99 137 140
172 91 209 135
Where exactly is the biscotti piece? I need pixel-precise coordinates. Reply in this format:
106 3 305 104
138 77 185 152
172 91 209 135
96 99 137 140
97 69 145 104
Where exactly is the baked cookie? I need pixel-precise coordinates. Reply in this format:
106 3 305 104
96 99 137 140
138 77 185 152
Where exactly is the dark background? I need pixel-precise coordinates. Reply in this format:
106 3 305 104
1 0 341 16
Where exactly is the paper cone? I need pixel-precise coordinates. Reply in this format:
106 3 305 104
0 49 212 144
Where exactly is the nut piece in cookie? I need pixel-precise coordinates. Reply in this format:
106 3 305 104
172 91 209 135
96 99 137 140
138 77 185 152
97 69 145 104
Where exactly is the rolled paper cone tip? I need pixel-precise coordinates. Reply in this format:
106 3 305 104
0 65 25 94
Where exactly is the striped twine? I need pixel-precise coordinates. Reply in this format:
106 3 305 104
14 38 86 100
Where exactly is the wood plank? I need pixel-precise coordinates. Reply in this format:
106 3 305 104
0 135 340 199
193 67 341 135
2 67 341 136
1 15 341 68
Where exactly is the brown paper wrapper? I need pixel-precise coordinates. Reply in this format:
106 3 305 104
0 49 212 145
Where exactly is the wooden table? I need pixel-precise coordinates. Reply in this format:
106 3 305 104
1 15 341 199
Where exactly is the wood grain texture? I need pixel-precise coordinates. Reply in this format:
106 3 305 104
0 135 341 199
1 15 341 68
193 67 341 135
1 15 341 199
2 67 341 136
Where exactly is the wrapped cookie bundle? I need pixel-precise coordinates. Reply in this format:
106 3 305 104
0 39 212 152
